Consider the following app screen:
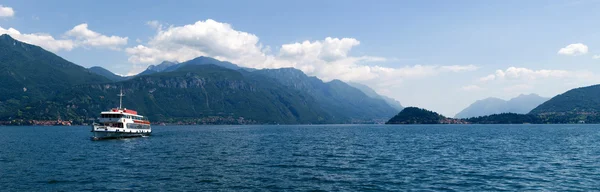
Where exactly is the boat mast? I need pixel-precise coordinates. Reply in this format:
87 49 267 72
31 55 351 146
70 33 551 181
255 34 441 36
118 88 124 109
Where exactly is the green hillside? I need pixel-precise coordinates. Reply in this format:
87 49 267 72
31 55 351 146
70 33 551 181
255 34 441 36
529 84 600 123
14 65 336 124
386 107 446 124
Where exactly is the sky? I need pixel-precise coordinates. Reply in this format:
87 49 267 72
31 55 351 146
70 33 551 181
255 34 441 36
1 0 600 116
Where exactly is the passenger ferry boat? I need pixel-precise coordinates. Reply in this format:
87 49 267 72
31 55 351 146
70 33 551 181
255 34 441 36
91 90 151 140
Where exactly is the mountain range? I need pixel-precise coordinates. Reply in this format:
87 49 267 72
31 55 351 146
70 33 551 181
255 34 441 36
5 33 600 125
389 85 600 124
454 94 549 118
0 34 399 124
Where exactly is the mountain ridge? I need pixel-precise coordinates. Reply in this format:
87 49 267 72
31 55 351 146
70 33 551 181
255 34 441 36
254 68 399 123
347 82 404 111
455 94 548 118
89 66 128 82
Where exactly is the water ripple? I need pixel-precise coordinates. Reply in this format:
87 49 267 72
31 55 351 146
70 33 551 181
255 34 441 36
1 124 600 191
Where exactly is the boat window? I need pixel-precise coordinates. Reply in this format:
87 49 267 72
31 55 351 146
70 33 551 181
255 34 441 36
102 114 123 118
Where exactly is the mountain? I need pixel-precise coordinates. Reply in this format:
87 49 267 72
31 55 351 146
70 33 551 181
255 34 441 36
89 66 127 82
137 57 241 77
347 82 403 111
0 34 110 118
455 94 548 118
254 68 398 123
24 64 335 124
529 84 600 123
164 56 240 72
506 94 549 113
137 61 179 76
455 97 508 118
148 61 178 72
386 107 447 124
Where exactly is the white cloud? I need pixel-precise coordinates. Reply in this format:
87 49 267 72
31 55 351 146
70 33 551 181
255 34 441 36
126 19 267 66
0 26 75 51
0 5 14 17
146 20 162 30
279 37 360 62
593 54 600 59
125 19 478 91
480 67 572 81
558 43 588 56
479 74 496 82
0 23 128 52
473 66 598 95
65 23 128 49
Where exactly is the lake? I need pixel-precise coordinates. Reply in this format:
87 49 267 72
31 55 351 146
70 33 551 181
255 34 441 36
1 124 599 191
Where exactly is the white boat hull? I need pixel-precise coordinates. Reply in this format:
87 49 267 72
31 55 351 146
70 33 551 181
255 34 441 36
91 125 151 140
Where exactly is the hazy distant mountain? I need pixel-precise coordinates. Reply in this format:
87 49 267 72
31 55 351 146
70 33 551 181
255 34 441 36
89 66 128 82
347 82 403 111
455 94 548 118
254 68 398 123
506 94 549 114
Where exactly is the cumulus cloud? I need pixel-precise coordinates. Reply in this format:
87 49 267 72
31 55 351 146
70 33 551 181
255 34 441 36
477 67 573 83
279 37 360 62
65 23 128 49
0 5 14 17
472 66 598 94
0 23 128 52
593 54 600 59
479 74 496 82
557 43 588 56
125 19 478 83
463 66 600 106
0 26 75 51
126 19 268 66
486 67 571 80
146 20 163 30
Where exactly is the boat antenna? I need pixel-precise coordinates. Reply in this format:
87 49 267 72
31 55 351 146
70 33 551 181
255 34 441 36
118 88 125 109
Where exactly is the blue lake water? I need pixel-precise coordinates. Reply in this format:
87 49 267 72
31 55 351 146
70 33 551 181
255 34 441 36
1 124 600 191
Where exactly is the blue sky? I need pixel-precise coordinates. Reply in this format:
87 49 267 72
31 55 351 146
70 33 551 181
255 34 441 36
2 0 600 116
